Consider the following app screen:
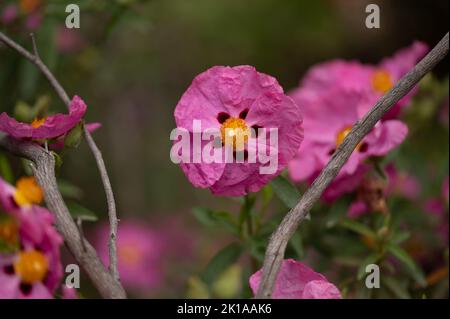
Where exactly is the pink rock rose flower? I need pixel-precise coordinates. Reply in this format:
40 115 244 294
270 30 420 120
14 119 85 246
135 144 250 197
249 259 341 299
288 88 408 200
174 65 303 196
0 95 87 140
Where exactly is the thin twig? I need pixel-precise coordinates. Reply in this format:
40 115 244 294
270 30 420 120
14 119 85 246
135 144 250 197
0 32 122 289
256 32 449 298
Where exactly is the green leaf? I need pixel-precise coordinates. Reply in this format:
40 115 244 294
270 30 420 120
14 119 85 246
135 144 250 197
57 180 84 200
271 175 300 209
325 199 348 228
64 122 84 149
192 207 238 235
383 276 411 299
290 231 304 259
386 244 426 287
0 154 14 184
340 219 376 238
67 201 98 222
14 101 34 123
357 253 380 280
201 243 242 286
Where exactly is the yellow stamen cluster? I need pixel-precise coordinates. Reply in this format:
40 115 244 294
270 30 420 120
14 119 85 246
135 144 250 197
220 117 250 151
20 0 42 14
0 219 18 245
13 176 44 206
118 244 142 266
14 250 49 284
371 70 393 94
31 117 47 129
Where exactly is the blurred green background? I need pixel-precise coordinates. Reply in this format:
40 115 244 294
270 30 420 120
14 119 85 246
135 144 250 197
1 0 448 298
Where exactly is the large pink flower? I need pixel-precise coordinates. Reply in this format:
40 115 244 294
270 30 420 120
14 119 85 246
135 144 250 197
94 220 166 294
249 259 341 299
174 65 303 196
0 95 87 140
0 177 63 299
288 88 408 199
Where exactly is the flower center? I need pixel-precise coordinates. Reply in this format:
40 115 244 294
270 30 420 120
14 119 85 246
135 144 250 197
20 0 42 14
220 117 250 150
118 244 142 266
31 117 47 129
13 250 49 284
0 219 18 245
13 176 44 206
371 70 393 93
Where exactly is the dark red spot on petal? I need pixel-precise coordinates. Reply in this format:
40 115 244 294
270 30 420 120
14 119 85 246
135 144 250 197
3 265 14 275
217 112 230 124
19 283 32 296
251 125 262 138
359 142 368 153
239 109 249 120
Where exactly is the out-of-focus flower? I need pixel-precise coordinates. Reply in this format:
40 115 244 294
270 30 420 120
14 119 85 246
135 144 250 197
19 0 43 14
288 88 408 199
94 221 166 294
0 96 87 140
289 42 428 119
0 177 63 299
61 286 78 299
249 259 341 299
24 11 42 31
174 65 303 196
56 27 86 54
1 4 18 25
423 177 449 243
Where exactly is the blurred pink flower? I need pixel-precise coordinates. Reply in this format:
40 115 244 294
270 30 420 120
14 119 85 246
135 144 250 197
0 95 87 140
174 65 303 196
56 27 85 53
288 88 408 198
61 286 78 299
289 42 428 119
249 259 341 299
24 11 42 30
94 221 166 294
0 177 63 299
1 4 18 25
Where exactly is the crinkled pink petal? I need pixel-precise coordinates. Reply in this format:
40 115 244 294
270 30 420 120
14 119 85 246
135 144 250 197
301 280 342 299
366 120 408 156
249 259 341 299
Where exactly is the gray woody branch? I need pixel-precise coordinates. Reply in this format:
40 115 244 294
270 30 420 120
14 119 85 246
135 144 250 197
0 31 124 297
256 32 449 298
0 136 126 298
